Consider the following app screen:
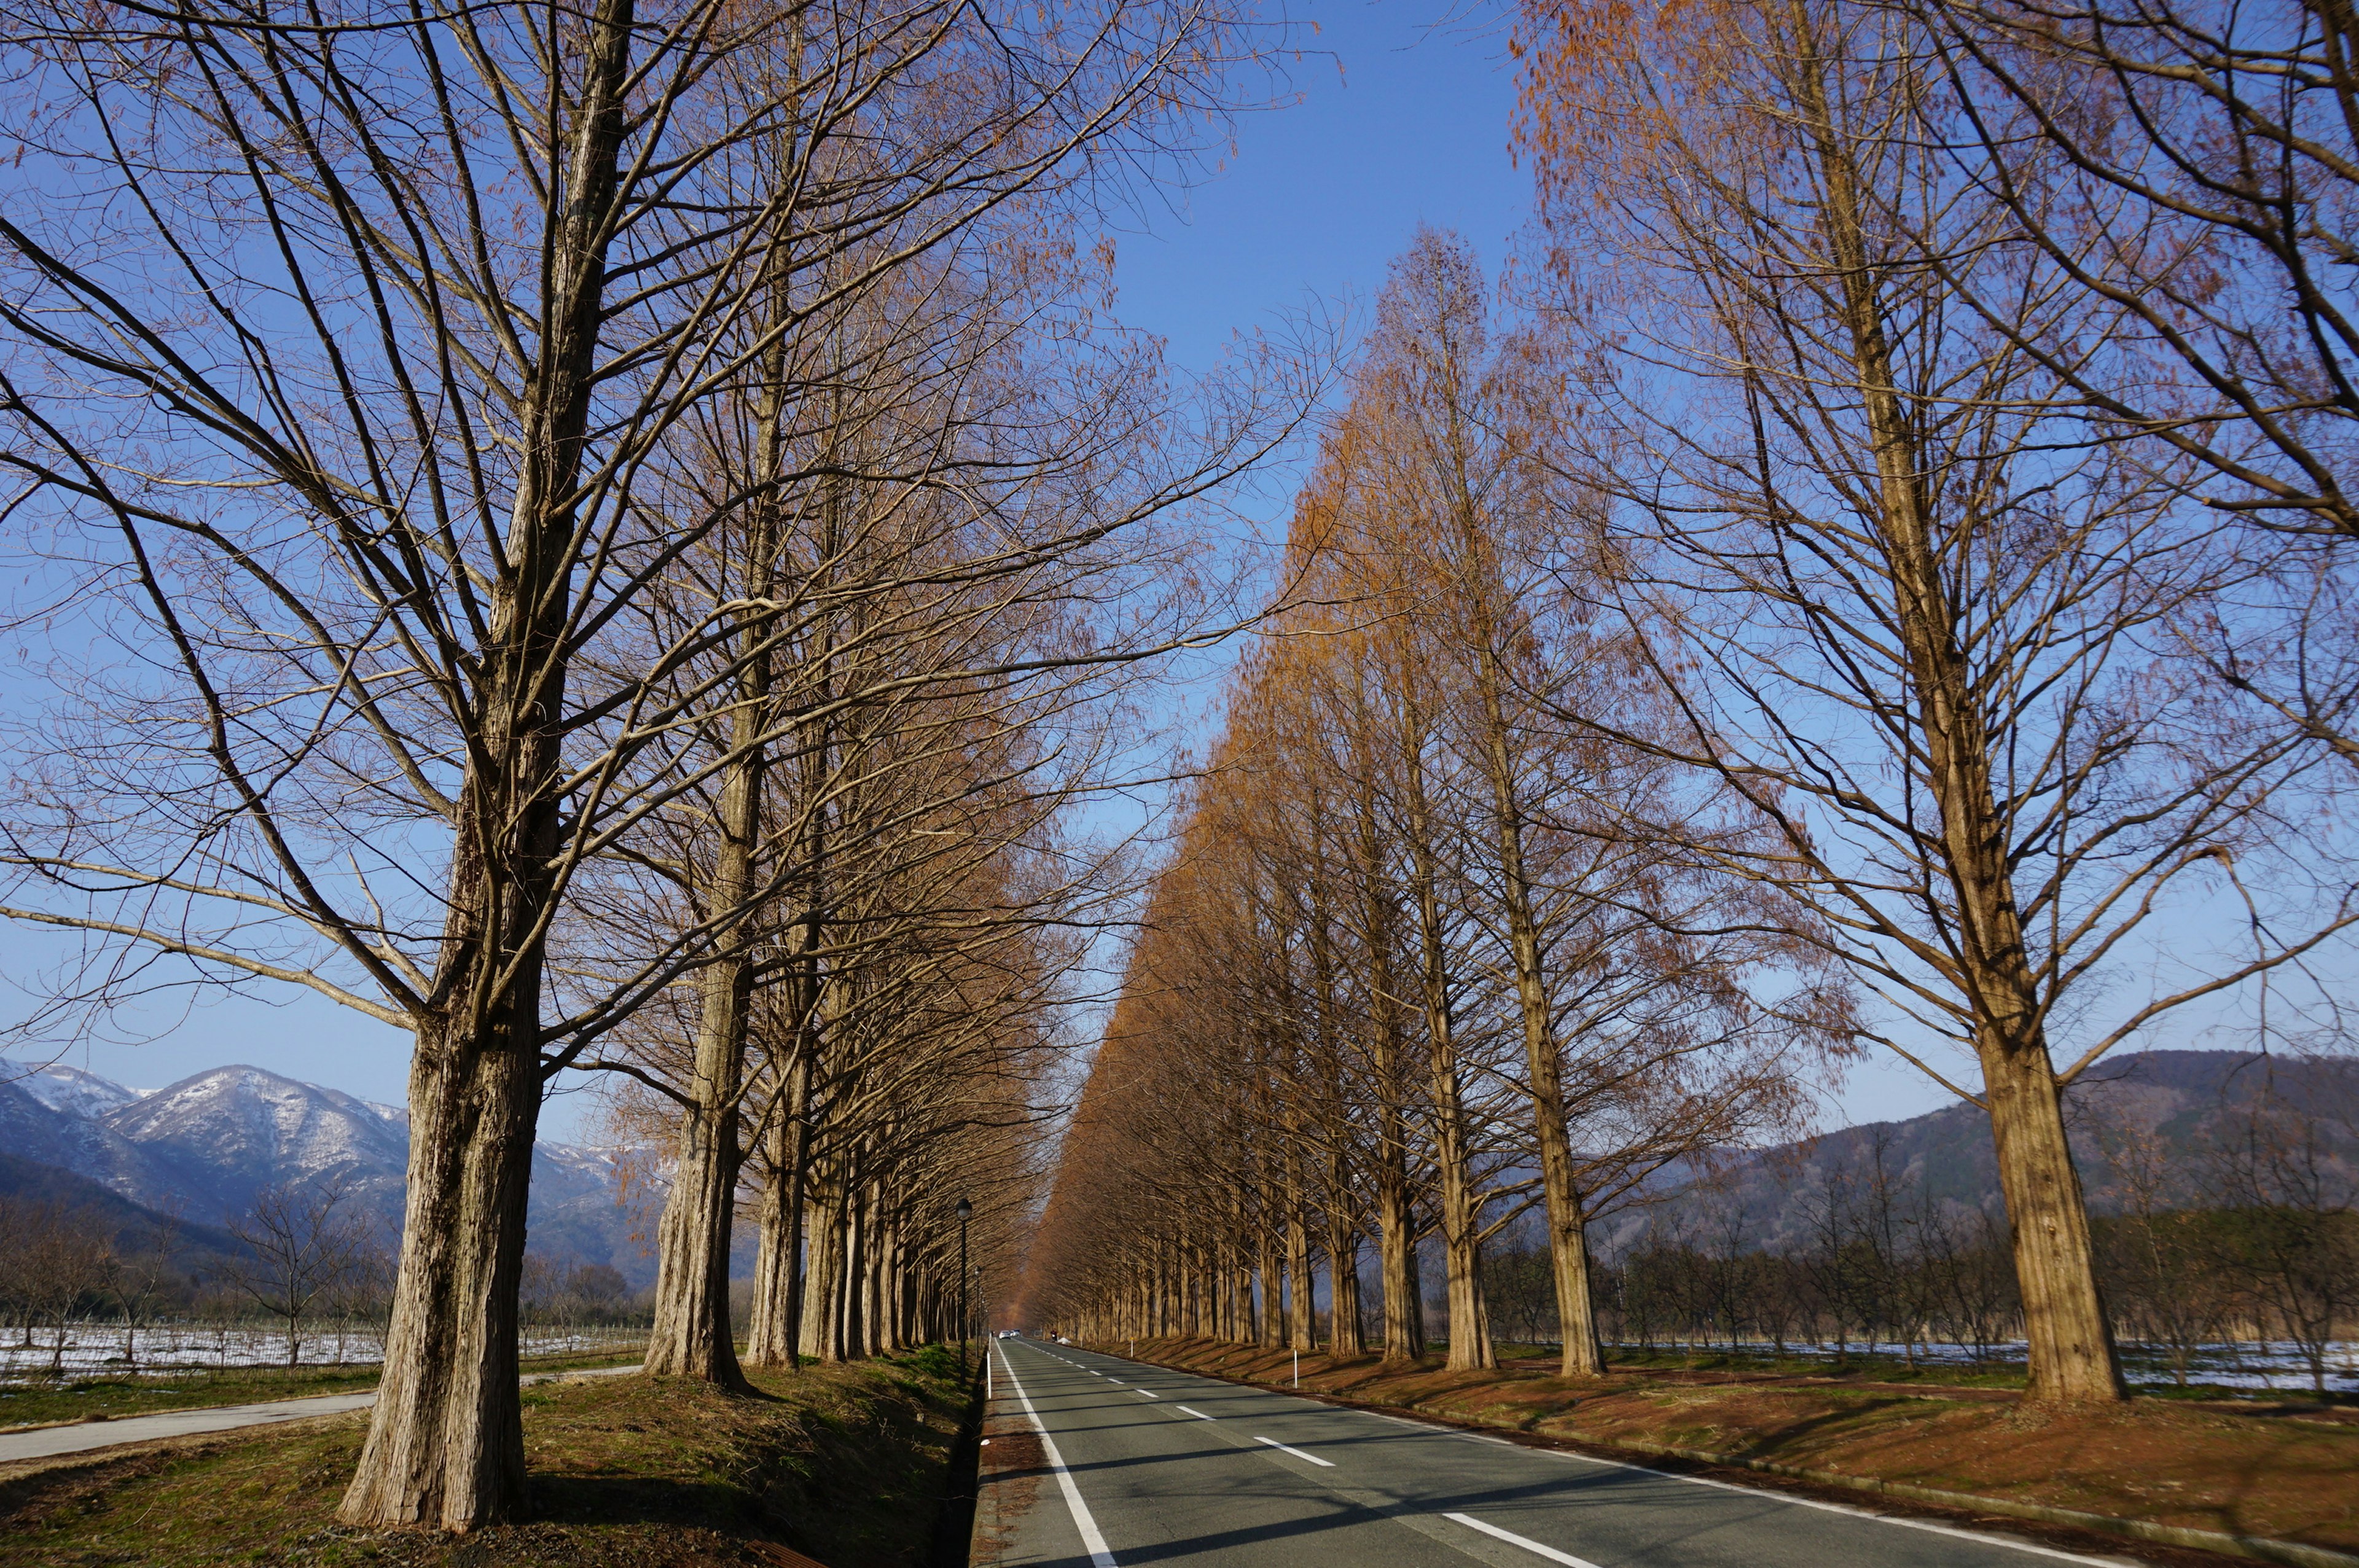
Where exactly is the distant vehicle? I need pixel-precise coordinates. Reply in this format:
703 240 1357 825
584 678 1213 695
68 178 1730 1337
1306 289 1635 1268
997 1330 1019 1338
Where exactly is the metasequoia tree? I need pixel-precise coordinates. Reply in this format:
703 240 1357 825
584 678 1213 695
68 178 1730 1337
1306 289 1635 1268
0 0 1285 1526
1899 0 2359 775
1514 0 2358 1400
1024 249 1833 1359
566 209 1221 1384
1908 0 2359 547
1285 234 1836 1375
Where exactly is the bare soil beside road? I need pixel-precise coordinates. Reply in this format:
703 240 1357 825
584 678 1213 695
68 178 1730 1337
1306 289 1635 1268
1116 1336 2359 1558
0 1346 971 1567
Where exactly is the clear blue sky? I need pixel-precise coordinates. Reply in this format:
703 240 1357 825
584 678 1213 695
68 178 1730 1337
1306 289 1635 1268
4 0 1985 1138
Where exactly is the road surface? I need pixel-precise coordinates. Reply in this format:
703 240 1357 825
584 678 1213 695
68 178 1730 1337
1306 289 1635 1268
976 1338 2127 1568
0 1362 643 1466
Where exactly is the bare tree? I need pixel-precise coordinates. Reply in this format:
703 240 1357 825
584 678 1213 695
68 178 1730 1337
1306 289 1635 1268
1514 0 2359 1402
218 1182 374 1368
99 1204 185 1367
0 1199 111 1373
0 0 1294 1524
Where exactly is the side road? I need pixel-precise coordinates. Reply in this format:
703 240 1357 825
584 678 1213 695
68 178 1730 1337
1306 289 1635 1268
1101 1338 2359 1568
0 1362 643 1465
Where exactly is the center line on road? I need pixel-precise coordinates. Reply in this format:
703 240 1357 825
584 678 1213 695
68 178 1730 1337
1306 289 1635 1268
1253 1435 1334 1467
1128 1389 1159 1398
995 1347 1119 1568
1444 1513 1605 1568
1175 1405 1214 1420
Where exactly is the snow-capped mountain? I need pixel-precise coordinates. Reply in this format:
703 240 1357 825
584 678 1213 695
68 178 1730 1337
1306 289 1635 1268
0 1061 662 1284
10 1063 150 1120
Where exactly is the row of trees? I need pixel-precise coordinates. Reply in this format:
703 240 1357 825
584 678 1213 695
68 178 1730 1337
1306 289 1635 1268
0 1185 380 1369
1493 1067 2359 1395
0 0 1307 1534
1023 0 2359 1408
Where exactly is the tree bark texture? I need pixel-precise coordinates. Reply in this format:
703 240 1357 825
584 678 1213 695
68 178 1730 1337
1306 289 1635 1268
1791 21 2125 1403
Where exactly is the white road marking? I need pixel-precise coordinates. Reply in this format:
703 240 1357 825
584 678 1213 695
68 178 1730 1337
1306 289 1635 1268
1129 1388 1160 1399
1444 1513 1606 1567
1120 1355 2120 1566
1254 1435 1335 1467
1533 1443 2120 1563
995 1346 1119 1568
1175 1405 1215 1420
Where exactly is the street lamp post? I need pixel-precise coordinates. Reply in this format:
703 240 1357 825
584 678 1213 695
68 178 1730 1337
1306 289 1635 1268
955 1197 972 1365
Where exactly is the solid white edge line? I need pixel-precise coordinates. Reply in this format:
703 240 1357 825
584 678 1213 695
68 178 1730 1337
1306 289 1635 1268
1175 1405 1214 1420
1444 1512 1606 1568
1532 1442 2118 1564
995 1345 1119 1568
1113 1354 2115 1567
1253 1435 1336 1468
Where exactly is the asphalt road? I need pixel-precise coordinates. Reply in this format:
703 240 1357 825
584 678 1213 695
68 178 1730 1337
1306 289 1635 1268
983 1337 2127 1568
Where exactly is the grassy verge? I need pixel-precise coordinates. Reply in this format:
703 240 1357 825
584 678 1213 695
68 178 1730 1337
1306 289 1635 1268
0 1344 966 1567
0 1346 646 1431
1121 1335 2359 1556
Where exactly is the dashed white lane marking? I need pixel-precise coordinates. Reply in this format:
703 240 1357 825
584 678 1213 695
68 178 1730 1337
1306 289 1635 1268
1128 1388 1160 1399
1444 1512 1605 1567
996 1346 1119 1568
1175 1405 1214 1420
1254 1435 1335 1468
1123 1355 2126 1566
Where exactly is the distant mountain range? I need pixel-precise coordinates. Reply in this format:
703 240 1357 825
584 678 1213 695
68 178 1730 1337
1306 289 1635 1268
0 1062 668 1285
1590 1048 2359 1256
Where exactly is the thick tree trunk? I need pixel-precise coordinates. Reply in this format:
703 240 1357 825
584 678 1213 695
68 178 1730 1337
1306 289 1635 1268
646 503 774 1386
1286 1153 1316 1351
1789 23 2126 1403
802 1185 842 1362
338 991 545 1526
337 0 635 1527
1326 1207 1364 1355
745 1054 810 1368
1400 712 1493 1372
643 928 753 1384
1471 648 1605 1378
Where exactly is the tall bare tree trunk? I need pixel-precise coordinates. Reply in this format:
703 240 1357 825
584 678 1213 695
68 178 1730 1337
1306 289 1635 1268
746 1051 811 1368
338 0 636 1523
1790 23 2124 1403
1398 685 1493 1371
645 671 765 1385
1286 1140 1317 1351
1469 642 1605 1378
1324 1195 1364 1355
1348 764 1423 1363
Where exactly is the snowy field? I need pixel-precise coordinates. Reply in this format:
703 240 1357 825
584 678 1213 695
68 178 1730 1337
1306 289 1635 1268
0 1322 646 1382
1598 1337 2359 1394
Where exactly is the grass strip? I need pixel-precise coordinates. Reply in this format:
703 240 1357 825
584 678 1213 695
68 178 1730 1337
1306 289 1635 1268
0 1343 966 1567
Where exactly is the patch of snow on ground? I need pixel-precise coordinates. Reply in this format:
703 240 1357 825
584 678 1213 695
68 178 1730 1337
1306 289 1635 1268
0 1323 646 1383
1600 1337 2358 1394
